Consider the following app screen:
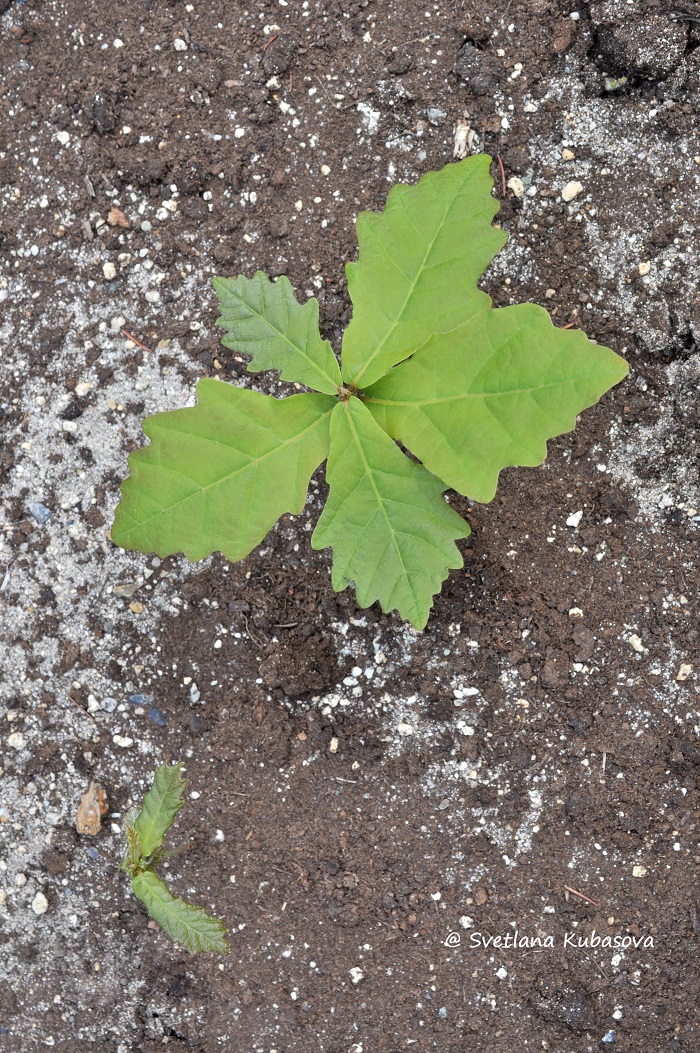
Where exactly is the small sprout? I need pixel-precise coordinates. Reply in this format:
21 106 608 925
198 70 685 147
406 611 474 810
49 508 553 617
123 762 229 955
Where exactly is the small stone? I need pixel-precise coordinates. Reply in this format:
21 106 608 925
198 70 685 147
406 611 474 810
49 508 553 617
103 261 117 280
28 502 52 525
566 510 583 528
129 601 144 614
75 382 92 397
349 967 364 984
7 732 27 750
140 220 152 232
100 697 118 712
568 607 584 618
329 736 339 753
473 887 488 905
397 722 414 735
128 693 152 707
676 663 693 682
113 735 134 748
628 634 645 653
148 706 167 727
145 289 160 303
561 181 583 202
113 582 140 599
638 260 651 276
31 892 49 915
602 1031 616 1044
496 967 508 980
113 38 124 48
62 420 78 434
320 164 331 175
56 131 71 146
173 37 188 51
507 176 525 198
561 148 576 161
459 915 474 929
632 864 648 877
426 107 447 125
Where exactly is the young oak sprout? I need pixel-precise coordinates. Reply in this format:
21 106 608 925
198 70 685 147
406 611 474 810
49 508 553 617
112 155 628 629
122 762 229 954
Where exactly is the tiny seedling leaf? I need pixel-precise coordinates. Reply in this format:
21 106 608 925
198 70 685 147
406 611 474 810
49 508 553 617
214 271 343 395
112 380 335 562
114 155 628 629
133 761 187 860
131 870 230 955
365 303 629 503
311 398 469 629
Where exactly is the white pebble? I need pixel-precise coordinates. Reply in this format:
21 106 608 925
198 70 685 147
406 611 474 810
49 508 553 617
7 732 26 749
56 131 71 146
397 723 414 736
113 735 134 748
676 663 693 681
173 37 188 51
31 892 49 915
62 420 78 434
349 967 364 984
632 864 647 877
329 736 339 754
113 38 124 48
507 176 525 198
628 634 645 653
103 261 117 280
145 289 160 303
496 967 508 980
561 181 583 202
566 510 583 528
75 382 92 397
638 260 651 276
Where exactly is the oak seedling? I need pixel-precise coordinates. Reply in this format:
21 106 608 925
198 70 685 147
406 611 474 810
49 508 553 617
122 762 229 954
112 155 628 629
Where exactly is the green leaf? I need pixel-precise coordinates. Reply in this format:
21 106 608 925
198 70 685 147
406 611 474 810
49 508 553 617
133 762 187 860
365 304 629 502
213 272 342 396
341 155 507 389
112 380 335 562
311 398 469 629
131 870 230 955
121 808 142 873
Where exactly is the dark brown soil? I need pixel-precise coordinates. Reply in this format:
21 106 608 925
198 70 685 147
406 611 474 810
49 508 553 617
1 0 699 1051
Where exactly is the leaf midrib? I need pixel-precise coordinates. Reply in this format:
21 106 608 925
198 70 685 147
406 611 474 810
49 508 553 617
365 370 623 407
344 401 419 616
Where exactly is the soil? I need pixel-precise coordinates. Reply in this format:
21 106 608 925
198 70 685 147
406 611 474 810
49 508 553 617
1 0 699 1051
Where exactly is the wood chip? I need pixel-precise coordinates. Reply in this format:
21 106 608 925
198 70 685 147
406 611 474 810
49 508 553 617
76 782 108 835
